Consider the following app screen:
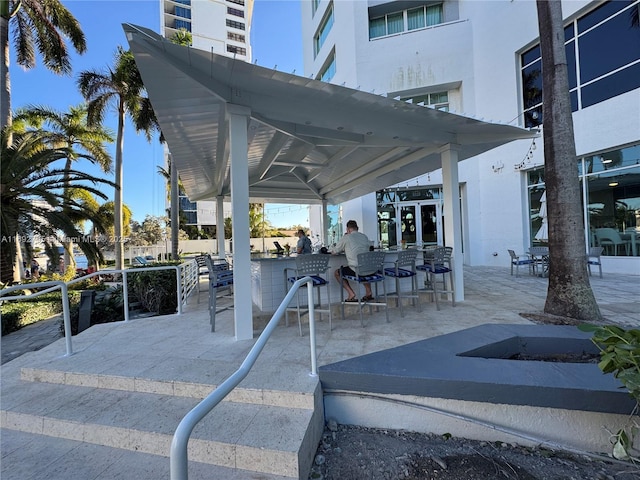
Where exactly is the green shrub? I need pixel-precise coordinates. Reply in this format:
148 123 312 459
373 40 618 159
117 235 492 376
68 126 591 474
1 291 81 336
128 262 180 315
579 324 640 460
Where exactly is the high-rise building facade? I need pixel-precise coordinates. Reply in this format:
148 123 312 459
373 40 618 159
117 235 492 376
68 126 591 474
161 0 254 236
161 0 253 60
301 0 640 274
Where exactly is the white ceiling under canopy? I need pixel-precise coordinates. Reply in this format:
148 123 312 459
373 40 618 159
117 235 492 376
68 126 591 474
124 24 536 206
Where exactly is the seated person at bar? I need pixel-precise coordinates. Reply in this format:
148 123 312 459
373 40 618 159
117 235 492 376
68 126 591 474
330 220 373 302
296 229 312 254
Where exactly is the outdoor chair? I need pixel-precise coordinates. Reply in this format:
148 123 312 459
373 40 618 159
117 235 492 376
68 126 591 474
507 249 536 277
383 248 420 317
132 256 149 266
595 228 631 256
527 246 549 277
195 254 210 303
205 256 234 332
586 246 604 278
284 254 332 335
417 246 455 310
340 251 389 327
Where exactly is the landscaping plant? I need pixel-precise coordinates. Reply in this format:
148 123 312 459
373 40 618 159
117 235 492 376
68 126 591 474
579 324 640 461
127 262 180 315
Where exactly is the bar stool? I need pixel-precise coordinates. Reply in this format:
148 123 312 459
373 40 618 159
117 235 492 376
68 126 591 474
206 256 233 332
195 254 210 304
284 254 332 335
416 246 455 310
340 251 389 327
383 249 420 317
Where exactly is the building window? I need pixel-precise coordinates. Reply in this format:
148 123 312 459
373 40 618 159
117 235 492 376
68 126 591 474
318 51 336 82
526 143 640 254
174 0 190 5
314 3 334 57
520 0 640 128
312 0 321 16
400 91 449 111
227 0 244 5
369 3 443 39
179 196 197 211
175 19 191 31
227 32 245 43
227 45 247 56
226 19 245 30
174 6 191 19
227 7 244 18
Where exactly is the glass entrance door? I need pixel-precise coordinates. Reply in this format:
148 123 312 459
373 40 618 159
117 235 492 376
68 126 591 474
394 202 442 246
421 204 439 245
399 205 418 244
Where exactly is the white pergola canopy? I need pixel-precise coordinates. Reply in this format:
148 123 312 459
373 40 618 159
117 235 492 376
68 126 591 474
124 24 536 340
124 24 535 206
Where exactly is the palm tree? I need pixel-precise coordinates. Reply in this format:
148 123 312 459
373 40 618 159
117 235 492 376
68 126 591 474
0 127 114 283
166 28 191 259
91 200 132 254
78 46 160 270
535 0 601 320
13 105 114 269
170 28 192 47
0 0 86 132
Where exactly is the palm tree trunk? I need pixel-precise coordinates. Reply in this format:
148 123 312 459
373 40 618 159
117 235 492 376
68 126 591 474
1 7 12 132
0 213 19 283
536 0 601 320
170 154 179 260
114 101 125 270
62 158 76 272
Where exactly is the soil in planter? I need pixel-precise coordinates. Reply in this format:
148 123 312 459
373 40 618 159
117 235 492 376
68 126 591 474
507 352 600 363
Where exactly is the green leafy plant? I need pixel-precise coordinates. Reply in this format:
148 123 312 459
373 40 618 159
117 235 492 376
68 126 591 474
1 291 81 335
127 262 180 315
579 324 640 460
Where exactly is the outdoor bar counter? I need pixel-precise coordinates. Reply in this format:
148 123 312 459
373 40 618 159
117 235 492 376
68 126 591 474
250 249 427 314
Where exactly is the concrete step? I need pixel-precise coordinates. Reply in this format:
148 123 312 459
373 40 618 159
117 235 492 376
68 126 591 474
2 370 323 479
1 428 294 479
20 367 316 409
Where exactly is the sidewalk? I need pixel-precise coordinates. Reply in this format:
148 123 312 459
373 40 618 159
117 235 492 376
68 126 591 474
1 315 62 365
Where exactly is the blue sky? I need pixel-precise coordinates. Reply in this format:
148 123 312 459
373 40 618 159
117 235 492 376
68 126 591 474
11 0 305 226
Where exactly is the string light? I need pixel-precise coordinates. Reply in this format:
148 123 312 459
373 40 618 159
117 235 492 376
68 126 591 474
514 139 538 170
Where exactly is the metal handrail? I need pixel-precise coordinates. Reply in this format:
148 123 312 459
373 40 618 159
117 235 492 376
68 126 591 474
0 261 196 356
170 276 319 480
1 280 73 355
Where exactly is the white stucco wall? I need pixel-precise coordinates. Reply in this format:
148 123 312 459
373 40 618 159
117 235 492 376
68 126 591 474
302 0 640 273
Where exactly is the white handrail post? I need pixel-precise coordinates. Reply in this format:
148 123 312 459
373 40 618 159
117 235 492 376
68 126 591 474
123 270 130 322
176 266 183 315
60 282 73 357
307 278 318 376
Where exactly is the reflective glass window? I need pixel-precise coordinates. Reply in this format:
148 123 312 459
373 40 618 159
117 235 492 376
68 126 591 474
582 62 640 108
578 7 640 84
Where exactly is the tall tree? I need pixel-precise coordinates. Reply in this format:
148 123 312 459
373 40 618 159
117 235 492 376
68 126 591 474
91 200 132 251
13 105 114 269
0 127 113 283
0 0 86 131
78 46 160 270
166 28 191 259
535 0 601 320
